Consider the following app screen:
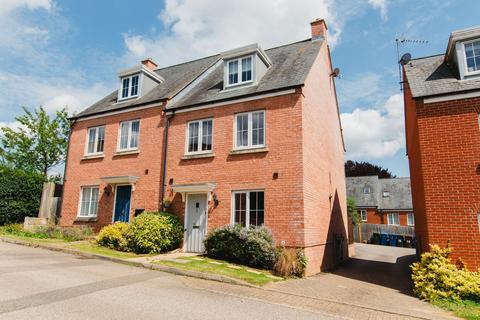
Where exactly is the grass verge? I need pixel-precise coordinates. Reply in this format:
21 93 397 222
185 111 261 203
67 242 146 259
154 256 283 286
432 299 480 320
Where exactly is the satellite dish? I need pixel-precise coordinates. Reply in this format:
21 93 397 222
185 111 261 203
331 67 340 77
399 53 412 65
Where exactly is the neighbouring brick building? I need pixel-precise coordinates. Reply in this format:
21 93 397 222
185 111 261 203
346 176 414 227
403 26 480 269
60 19 348 275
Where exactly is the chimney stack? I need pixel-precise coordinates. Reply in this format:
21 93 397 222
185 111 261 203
142 58 158 71
310 18 327 41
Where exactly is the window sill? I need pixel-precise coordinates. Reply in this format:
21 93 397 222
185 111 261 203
82 154 104 160
229 147 268 155
181 153 215 160
114 150 139 156
75 217 97 222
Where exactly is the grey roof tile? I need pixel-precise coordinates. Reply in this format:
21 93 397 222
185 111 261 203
404 54 480 98
74 39 321 119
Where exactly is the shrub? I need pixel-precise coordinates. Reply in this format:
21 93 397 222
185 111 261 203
274 247 308 277
59 226 93 241
411 244 480 302
1 223 92 241
126 212 183 254
96 223 129 250
204 225 277 269
0 166 44 225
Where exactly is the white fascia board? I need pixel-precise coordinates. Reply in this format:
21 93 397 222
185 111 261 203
423 90 480 104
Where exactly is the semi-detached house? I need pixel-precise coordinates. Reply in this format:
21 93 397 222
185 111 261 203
60 19 348 275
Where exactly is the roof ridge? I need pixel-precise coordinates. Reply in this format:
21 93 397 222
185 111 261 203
153 38 313 73
410 53 444 61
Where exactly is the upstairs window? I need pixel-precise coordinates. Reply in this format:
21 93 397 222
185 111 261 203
86 126 105 155
186 119 213 154
120 74 140 99
234 110 265 149
464 40 480 74
363 186 371 194
227 56 253 86
118 120 140 151
387 213 400 226
360 209 367 222
407 213 415 226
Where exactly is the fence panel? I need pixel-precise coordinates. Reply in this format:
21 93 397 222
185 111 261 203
353 223 415 243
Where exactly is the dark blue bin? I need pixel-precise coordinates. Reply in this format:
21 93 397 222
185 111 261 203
389 235 397 246
380 234 388 246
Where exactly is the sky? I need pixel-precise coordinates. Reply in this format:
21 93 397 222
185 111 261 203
0 0 478 177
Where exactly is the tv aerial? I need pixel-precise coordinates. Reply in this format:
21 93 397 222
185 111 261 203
396 36 428 91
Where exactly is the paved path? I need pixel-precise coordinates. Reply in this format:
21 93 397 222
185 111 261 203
0 241 457 319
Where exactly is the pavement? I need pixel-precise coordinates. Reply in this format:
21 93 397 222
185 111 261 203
0 241 458 319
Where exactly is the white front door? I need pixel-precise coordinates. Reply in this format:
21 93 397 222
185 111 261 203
185 194 207 252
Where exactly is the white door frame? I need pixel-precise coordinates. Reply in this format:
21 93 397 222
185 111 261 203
111 184 133 223
183 192 209 252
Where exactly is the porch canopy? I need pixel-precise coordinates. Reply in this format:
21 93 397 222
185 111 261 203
100 175 139 190
171 182 216 202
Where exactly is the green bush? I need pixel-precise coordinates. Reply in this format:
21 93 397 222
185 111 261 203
411 245 480 302
0 223 92 241
96 222 129 250
204 225 277 269
0 166 44 225
126 212 183 254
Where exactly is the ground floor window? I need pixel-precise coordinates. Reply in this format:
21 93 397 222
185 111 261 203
78 186 99 217
407 212 415 226
232 190 264 227
360 209 367 222
387 213 400 226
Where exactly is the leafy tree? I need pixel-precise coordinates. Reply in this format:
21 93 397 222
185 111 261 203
347 197 360 226
0 107 69 178
345 160 396 178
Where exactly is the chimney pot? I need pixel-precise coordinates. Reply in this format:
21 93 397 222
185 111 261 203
310 18 327 41
142 58 158 71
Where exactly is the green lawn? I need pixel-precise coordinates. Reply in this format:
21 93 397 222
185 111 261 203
154 256 283 286
67 242 146 259
432 299 480 320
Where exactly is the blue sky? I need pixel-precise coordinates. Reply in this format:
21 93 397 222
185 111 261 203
0 0 478 177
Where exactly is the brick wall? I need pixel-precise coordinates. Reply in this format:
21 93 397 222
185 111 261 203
60 106 165 230
405 87 480 269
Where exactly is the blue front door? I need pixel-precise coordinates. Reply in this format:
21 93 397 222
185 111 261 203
114 185 132 222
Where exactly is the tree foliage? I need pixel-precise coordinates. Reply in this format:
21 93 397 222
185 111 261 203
347 197 360 226
0 107 69 177
0 165 44 225
345 160 396 178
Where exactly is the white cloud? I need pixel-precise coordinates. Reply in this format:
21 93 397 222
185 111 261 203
0 0 52 15
368 0 388 21
122 0 348 67
341 94 404 159
337 72 383 109
0 120 22 131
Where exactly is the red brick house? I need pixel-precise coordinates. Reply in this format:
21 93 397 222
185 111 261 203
403 26 480 269
60 19 348 275
346 176 414 227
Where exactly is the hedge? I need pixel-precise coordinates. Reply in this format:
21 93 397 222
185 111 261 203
0 166 44 225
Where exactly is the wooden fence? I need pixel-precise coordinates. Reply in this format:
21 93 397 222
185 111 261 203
353 223 415 243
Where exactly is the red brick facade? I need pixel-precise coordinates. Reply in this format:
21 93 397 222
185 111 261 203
60 36 347 276
358 208 413 227
404 84 480 269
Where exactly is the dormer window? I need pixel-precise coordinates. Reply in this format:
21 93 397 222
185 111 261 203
227 56 253 87
464 40 480 74
120 74 140 100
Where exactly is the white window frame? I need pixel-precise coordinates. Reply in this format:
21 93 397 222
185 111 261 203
360 209 367 222
231 190 265 228
233 110 266 150
226 55 254 87
77 186 99 218
463 40 480 76
407 212 415 226
383 191 390 198
117 119 140 152
387 213 400 226
118 74 141 101
363 186 371 194
85 125 105 156
185 118 214 155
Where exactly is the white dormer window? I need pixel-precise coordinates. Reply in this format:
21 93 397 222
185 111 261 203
383 191 390 198
227 56 253 87
120 74 140 100
464 40 480 74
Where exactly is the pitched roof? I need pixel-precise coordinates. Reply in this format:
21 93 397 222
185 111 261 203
404 54 480 98
346 176 412 211
74 39 322 119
